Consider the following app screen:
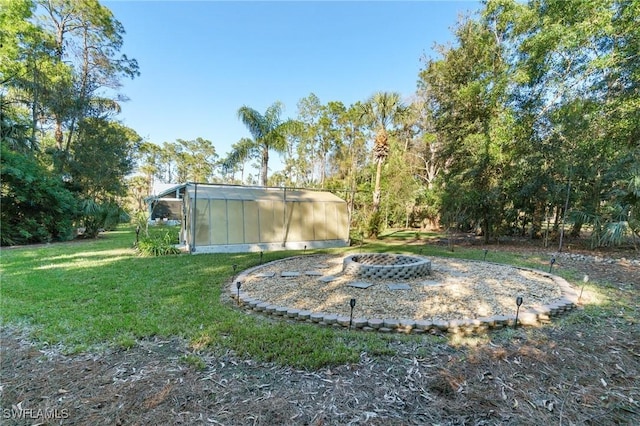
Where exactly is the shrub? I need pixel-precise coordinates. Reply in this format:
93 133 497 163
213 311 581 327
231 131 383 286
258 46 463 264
77 198 125 238
1 143 77 245
137 230 180 256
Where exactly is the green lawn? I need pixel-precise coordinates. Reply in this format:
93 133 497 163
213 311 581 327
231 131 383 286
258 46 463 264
0 225 605 369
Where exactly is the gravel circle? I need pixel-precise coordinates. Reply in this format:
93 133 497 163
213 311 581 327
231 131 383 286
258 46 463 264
238 254 565 322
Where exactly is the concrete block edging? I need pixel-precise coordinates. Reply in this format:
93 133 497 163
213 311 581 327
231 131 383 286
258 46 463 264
229 256 579 335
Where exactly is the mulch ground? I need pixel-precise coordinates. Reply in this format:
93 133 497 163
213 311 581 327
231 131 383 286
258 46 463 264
2 240 639 425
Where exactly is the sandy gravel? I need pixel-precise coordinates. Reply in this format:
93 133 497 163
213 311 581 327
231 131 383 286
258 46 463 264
240 254 563 321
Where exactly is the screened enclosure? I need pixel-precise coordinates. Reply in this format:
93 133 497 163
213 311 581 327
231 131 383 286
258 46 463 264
180 184 349 253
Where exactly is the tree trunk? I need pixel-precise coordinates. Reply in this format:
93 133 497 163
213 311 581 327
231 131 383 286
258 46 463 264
531 201 544 239
261 147 269 186
372 158 383 212
483 215 491 244
320 151 326 188
55 119 64 151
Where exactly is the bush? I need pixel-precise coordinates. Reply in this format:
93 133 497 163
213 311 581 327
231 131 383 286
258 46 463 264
77 198 125 238
137 230 180 256
1 143 77 245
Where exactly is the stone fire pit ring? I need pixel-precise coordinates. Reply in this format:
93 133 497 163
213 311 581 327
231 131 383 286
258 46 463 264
343 253 431 279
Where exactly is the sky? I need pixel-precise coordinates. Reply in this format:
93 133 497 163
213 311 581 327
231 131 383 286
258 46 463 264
104 0 482 169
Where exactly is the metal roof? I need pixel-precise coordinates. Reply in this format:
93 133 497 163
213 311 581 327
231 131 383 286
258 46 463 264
185 184 345 203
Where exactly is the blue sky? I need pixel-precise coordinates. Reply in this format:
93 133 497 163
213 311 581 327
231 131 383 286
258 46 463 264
104 1 481 165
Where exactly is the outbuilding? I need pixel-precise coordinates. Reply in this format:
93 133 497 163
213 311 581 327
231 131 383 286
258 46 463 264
150 183 350 253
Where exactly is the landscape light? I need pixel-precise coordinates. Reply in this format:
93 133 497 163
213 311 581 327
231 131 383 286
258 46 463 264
549 256 556 273
236 281 242 305
514 296 523 329
483 249 488 261
349 298 356 330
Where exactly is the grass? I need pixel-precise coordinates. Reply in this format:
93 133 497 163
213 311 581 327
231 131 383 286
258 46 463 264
0 225 408 368
0 224 620 369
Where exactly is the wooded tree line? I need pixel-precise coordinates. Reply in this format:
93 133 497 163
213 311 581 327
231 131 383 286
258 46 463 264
2 0 638 248
1 0 140 243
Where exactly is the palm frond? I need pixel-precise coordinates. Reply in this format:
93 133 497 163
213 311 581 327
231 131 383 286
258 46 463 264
237 106 267 140
601 221 631 247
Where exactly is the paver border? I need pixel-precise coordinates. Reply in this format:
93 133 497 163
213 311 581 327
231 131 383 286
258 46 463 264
229 255 580 335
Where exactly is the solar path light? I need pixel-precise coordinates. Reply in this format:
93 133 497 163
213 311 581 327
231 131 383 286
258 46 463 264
514 296 523 329
349 298 356 330
236 281 242 305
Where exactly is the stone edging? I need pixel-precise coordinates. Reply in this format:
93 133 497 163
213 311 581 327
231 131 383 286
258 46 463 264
229 256 580 335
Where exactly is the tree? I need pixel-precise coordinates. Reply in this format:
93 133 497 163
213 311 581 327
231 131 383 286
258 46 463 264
295 93 322 185
359 92 406 235
503 0 638 246
125 174 150 214
68 118 141 199
235 101 288 186
1 0 141 240
172 137 218 183
293 94 344 187
1 141 77 245
221 137 257 184
418 9 515 242
27 0 139 177
135 141 164 193
336 102 368 217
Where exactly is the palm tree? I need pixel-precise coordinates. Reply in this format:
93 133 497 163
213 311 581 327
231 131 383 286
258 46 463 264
221 137 256 183
235 102 287 186
361 92 406 213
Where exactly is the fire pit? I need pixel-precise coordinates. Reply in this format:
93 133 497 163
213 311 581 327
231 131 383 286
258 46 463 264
342 253 431 279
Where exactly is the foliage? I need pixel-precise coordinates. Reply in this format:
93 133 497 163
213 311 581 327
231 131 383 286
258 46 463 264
2 0 139 234
4 0 638 249
360 92 406 218
220 137 256 184
167 137 218 183
31 0 139 157
131 210 150 238
76 198 126 238
136 228 180 256
409 0 639 247
0 106 36 153
70 118 142 199
0 142 77 245
234 102 289 186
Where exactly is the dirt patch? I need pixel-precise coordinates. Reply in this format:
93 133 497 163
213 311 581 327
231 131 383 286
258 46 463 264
2 243 639 425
